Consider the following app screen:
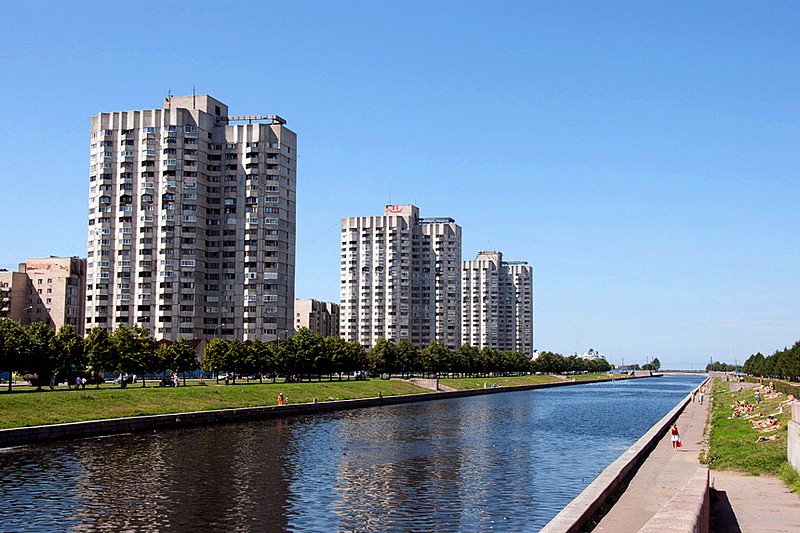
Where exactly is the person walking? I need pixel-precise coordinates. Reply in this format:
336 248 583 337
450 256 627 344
278 392 284 406
699 389 704 405
670 423 681 450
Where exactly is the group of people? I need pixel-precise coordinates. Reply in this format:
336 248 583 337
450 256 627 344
690 387 705 405
727 381 793 444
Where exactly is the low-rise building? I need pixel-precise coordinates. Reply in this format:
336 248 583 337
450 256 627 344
0 257 86 334
294 299 340 337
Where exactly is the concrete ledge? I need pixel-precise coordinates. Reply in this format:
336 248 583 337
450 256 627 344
0 375 650 448
788 410 800 473
639 466 710 533
541 377 710 533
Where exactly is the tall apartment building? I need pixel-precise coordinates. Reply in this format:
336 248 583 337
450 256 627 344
461 251 534 353
0 257 86 334
86 95 297 343
341 205 462 349
294 299 340 338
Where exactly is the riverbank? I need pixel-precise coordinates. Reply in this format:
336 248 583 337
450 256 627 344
705 377 790 475
0 372 631 430
0 373 637 448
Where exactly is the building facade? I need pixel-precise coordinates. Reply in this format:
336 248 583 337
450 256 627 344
294 299 340 338
461 251 534 353
0 257 86 334
340 205 462 349
86 95 297 342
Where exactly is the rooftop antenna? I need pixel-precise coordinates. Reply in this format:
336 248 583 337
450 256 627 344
167 88 172 110
192 86 196 109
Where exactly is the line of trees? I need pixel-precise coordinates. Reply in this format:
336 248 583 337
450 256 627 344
0 320 199 390
705 361 742 373
742 340 800 381
1 318 616 391
200 333 615 382
531 351 613 374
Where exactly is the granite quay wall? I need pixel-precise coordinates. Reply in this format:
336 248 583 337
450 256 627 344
540 377 710 533
638 466 710 533
0 375 648 448
788 401 800 473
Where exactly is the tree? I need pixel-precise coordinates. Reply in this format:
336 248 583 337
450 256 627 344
325 336 349 380
0 319 28 392
369 338 396 377
55 324 85 385
288 328 324 381
222 339 247 384
155 342 173 382
171 338 198 386
24 322 59 390
85 328 117 386
395 339 420 378
202 338 228 382
651 357 661 371
248 339 274 383
420 341 448 377
110 326 136 379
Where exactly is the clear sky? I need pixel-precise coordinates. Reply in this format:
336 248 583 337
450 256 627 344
1 1 798 369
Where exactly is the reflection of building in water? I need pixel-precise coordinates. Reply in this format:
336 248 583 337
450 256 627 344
328 400 536 531
68 425 293 530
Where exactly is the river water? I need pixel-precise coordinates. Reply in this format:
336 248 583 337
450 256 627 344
0 375 703 532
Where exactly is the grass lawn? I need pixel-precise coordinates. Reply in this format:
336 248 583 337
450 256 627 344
706 377 791 476
0 379 426 430
571 372 627 381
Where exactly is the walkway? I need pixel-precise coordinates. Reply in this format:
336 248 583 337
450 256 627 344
594 388 709 532
711 470 800 532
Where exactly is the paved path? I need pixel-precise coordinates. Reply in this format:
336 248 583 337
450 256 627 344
711 470 800 532
594 389 709 532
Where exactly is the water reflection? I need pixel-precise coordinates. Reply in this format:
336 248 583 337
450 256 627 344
0 375 703 532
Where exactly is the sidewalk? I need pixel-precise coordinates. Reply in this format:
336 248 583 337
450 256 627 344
594 390 709 532
711 470 800 532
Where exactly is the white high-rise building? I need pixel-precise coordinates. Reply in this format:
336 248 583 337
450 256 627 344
461 251 534 353
340 205 462 349
86 95 297 343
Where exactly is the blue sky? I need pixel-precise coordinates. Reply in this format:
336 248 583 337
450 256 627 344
1 1 798 369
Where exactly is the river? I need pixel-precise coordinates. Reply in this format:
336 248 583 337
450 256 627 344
0 374 704 532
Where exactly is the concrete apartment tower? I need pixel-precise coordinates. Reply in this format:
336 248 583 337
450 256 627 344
461 251 534 353
294 299 340 338
340 205 462 349
86 95 297 342
0 257 86 334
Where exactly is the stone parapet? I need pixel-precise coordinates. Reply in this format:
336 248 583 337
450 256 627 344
638 466 709 533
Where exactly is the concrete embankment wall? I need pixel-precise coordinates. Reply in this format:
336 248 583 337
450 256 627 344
0 375 646 448
639 466 709 533
787 401 800 473
540 377 710 533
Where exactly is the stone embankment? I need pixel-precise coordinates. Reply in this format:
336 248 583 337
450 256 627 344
0 375 639 448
